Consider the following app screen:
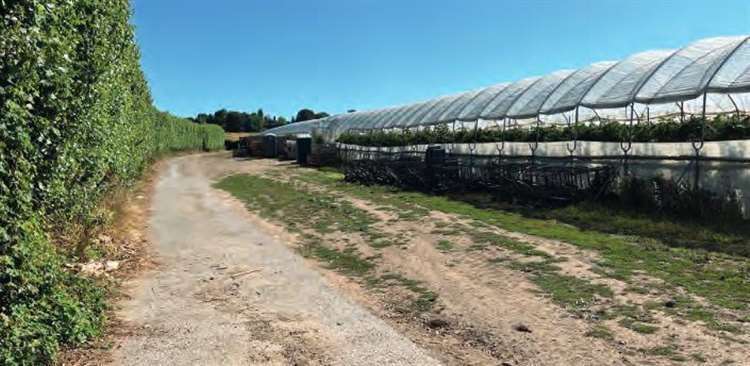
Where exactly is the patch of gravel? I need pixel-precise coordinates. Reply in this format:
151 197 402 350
109 155 439 366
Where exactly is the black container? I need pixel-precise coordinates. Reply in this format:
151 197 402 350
425 146 446 167
277 137 293 160
263 135 277 158
296 137 312 165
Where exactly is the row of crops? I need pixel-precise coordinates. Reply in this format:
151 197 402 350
0 1 224 364
337 115 750 147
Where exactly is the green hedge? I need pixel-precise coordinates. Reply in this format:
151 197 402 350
337 114 750 147
0 1 223 364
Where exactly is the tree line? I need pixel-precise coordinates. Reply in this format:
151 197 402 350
192 108 330 132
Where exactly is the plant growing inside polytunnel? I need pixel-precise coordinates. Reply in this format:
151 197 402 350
337 114 750 147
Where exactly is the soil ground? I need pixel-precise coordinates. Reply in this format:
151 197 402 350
108 154 437 365
103 153 750 366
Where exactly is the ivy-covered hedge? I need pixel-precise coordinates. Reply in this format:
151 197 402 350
0 1 223 364
337 114 750 147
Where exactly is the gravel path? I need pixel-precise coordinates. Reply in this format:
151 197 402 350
110 155 439 365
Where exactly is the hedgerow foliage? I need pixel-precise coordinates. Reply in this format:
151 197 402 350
0 1 223 364
337 114 750 146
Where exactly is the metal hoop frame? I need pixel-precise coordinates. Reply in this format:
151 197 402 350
620 104 634 156
566 107 579 156
495 118 506 162
727 94 741 118
692 92 708 189
448 120 457 154
529 117 541 159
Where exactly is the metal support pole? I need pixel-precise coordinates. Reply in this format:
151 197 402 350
679 101 685 123
624 105 629 124
375 128 383 161
448 120 457 154
400 127 408 159
633 106 641 124
620 103 635 175
495 118 506 163
566 107 579 158
592 109 602 125
529 117 541 164
468 120 479 169
414 127 420 154
727 94 741 118
692 92 707 190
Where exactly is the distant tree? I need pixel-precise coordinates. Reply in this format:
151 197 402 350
225 111 244 132
239 114 252 132
276 116 288 125
294 108 317 122
250 113 264 132
347 109 356 113
293 108 329 123
212 109 228 128
194 113 210 124
192 107 291 132
265 116 286 129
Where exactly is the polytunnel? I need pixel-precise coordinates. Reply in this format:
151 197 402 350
264 34 750 140
255 35 750 217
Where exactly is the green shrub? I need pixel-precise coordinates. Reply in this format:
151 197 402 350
0 1 223 364
337 115 750 146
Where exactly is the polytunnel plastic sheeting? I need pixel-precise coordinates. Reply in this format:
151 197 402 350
318 115 338 134
265 119 321 136
363 109 395 128
370 106 404 129
360 109 390 128
388 99 436 128
724 93 750 111
636 36 750 104
709 38 750 92
327 114 354 135
480 77 541 119
540 61 618 115
317 118 334 132
455 83 510 121
396 97 449 128
332 113 359 131
669 93 750 116
434 88 485 123
578 92 749 122
379 102 421 129
506 70 576 119
338 113 359 128
533 111 575 126
332 115 354 132
351 111 373 127
265 123 296 136
266 34 750 138
413 92 468 126
299 120 323 134
348 110 380 130
581 50 675 109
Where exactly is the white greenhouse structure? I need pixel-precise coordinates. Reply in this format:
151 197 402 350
262 35 750 214
265 35 750 159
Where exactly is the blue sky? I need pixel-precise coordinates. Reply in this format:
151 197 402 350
132 0 750 119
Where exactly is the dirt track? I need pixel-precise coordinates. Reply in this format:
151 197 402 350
110 154 439 365
108 153 749 366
